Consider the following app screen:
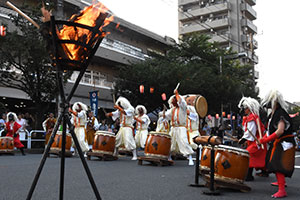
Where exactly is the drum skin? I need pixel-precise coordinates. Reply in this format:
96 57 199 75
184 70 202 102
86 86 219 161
214 145 249 183
92 131 115 155
51 131 72 151
0 137 14 150
144 132 171 159
185 94 208 118
200 145 212 172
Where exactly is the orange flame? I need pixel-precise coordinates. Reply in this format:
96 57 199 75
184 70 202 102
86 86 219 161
57 2 114 61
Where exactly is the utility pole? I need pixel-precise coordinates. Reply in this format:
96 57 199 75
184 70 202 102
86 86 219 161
219 52 247 130
220 56 224 130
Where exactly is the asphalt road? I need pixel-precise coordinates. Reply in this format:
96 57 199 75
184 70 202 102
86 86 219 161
0 151 300 200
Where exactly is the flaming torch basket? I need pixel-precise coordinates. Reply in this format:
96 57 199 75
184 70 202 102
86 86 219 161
50 13 108 71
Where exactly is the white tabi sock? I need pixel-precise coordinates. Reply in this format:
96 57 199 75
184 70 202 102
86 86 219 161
188 154 194 166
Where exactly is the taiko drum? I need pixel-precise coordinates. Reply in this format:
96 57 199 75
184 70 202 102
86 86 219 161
185 94 208 118
92 131 115 155
0 137 14 152
50 131 72 151
214 145 249 184
200 145 213 173
144 132 171 159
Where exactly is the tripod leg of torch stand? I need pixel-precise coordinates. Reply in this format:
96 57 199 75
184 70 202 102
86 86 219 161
203 144 220 195
65 118 102 200
189 146 205 187
59 114 67 200
26 113 63 200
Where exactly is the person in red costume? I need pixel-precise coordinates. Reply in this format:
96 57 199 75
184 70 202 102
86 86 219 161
238 97 267 181
5 112 25 155
260 90 295 198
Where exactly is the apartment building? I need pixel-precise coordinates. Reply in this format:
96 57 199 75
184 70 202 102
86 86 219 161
178 0 258 79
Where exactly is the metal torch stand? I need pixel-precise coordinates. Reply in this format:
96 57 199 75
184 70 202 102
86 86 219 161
26 16 103 200
203 144 220 195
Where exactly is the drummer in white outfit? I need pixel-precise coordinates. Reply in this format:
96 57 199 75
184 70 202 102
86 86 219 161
155 111 170 134
186 105 200 150
69 102 90 155
106 97 137 160
134 105 150 150
165 90 194 165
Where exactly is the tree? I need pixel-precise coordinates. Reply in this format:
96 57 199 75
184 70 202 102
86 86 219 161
115 34 257 115
0 4 68 128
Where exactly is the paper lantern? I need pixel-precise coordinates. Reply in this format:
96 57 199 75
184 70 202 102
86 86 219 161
216 114 219 119
232 116 236 120
139 85 144 93
222 112 225 117
0 26 6 36
227 114 231 119
150 87 154 93
161 93 166 101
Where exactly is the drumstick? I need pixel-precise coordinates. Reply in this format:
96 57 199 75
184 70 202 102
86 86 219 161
224 131 238 142
256 118 264 149
112 94 116 105
102 108 108 115
6 1 40 29
247 129 262 147
174 82 180 91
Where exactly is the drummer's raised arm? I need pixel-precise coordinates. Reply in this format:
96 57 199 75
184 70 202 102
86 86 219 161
177 95 187 110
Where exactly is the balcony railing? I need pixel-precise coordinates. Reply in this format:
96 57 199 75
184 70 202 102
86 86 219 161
100 38 149 61
180 18 230 35
241 18 257 34
179 2 230 21
69 71 114 89
241 3 257 20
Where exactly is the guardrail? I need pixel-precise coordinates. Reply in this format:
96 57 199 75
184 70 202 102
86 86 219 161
27 130 46 149
0 129 46 149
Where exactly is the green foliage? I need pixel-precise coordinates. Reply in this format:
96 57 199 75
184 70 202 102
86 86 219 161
115 34 257 114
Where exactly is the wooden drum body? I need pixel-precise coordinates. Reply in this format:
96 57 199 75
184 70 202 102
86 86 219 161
92 131 115 155
185 94 208 118
50 131 72 151
214 145 249 184
200 145 212 173
0 137 14 153
144 132 171 160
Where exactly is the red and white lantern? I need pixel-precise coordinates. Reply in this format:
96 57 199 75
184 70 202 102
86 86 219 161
150 87 154 93
216 114 219 119
139 85 144 93
161 93 166 101
232 116 236 120
227 114 231 119
0 25 6 37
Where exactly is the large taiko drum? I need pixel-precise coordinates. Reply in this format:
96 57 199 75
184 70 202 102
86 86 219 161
200 145 213 173
0 137 14 153
214 145 249 184
185 94 208 118
50 131 72 151
144 132 171 160
92 131 116 155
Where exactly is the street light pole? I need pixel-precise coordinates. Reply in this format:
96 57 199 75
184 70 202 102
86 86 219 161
220 56 224 130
